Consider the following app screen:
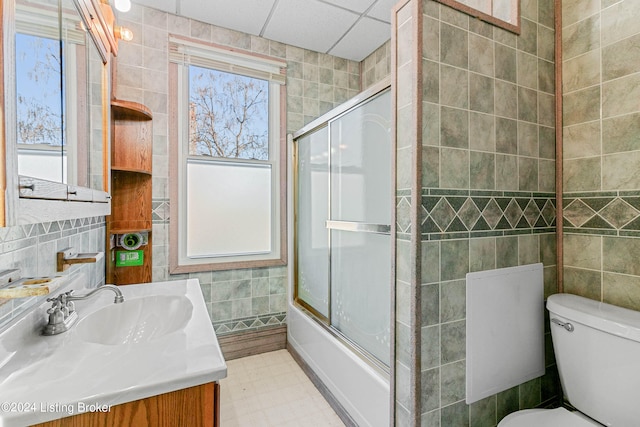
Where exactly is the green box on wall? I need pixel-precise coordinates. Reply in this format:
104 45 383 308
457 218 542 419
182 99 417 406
116 250 144 267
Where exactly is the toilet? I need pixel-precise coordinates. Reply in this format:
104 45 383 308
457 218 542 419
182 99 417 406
499 293 640 426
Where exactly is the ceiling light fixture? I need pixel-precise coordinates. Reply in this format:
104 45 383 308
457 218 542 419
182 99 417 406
114 0 131 12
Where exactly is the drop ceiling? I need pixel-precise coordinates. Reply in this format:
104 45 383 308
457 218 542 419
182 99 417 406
130 0 396 61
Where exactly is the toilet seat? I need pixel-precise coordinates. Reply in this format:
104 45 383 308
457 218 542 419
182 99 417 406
498 407 601 427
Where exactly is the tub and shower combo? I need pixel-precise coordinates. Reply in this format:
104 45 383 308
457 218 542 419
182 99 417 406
289 79 392 427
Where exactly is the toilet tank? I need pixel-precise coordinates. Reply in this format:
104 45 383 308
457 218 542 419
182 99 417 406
547 293 640 426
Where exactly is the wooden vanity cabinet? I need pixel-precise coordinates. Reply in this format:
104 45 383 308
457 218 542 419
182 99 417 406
31 382 220 427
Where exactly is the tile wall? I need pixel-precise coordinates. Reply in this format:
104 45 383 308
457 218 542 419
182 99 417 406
562 0 640 311
362 40 392 90
115 4 371 335
394 0 558 425
0 218 106 327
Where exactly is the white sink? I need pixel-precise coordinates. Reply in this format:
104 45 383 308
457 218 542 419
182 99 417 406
76 295 194 345
0 279 227 427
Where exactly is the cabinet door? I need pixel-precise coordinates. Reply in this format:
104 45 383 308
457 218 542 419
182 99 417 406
6 0 114 224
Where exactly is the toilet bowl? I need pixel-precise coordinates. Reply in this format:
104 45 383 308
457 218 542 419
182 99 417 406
497 293 640 427
498 407 600 427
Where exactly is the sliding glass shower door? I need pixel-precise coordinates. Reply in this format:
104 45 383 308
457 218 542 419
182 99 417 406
295 88 391 367
296 127 330 318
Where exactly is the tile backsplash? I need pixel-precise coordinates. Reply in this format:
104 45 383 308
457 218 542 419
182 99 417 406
0 217 106 328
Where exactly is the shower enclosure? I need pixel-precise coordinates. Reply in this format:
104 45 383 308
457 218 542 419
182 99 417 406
288 78 392 426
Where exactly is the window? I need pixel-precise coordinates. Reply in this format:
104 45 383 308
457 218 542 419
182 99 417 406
437 0 519 33
169 36 287 272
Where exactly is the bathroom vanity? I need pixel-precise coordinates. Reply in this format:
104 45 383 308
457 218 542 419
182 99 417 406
31 383 219 427
0 279 227 427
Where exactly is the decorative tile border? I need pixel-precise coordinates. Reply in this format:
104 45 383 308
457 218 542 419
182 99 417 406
564 191 640 237
213 312 287 335
397 190 556 240
152 198 170 223
0 216 105 244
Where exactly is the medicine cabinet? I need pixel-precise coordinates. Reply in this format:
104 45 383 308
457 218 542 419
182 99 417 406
1 0 118 225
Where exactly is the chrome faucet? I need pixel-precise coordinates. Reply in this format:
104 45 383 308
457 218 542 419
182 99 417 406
42 285 124 336
65 285 125 304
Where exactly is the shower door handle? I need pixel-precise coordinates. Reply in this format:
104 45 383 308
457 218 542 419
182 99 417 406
326 220 391 235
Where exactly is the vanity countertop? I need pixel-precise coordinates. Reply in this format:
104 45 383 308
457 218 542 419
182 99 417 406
0 278 227 426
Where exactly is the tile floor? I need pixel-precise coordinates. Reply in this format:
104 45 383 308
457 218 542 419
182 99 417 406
219 349 345 426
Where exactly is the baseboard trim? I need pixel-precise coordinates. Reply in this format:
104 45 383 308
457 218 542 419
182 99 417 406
218 325 287 361
287 344 358 427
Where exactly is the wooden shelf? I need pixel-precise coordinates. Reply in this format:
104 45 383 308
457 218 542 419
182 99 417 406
109 227 153 234
110 173 152 228
107 100 153 285
111 165 153 175
111 115 152 173
111 99 153 120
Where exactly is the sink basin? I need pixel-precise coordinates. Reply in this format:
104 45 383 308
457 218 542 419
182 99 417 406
0 278 226 427
76 295 193 345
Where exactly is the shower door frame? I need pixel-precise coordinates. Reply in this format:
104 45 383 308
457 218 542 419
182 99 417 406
292 77 393 375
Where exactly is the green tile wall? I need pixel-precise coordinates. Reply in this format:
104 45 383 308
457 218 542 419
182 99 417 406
362 40 391 90
562 0 640 312
395 0 558 425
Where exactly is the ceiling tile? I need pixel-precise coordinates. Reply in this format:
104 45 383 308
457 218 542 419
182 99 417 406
367 0 397 23
320 0 376 13
178 0 277 35
262 0 360 54
329 17 390 61
132 0 177 13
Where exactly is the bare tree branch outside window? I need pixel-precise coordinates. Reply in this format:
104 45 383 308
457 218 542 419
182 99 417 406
188 66 269 161
15 33 63 146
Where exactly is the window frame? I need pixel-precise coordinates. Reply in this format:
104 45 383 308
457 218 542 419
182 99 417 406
436 0 520 34
168 36 287 273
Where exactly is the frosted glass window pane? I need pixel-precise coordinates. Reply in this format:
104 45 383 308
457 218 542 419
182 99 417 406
458 0 491 14
296 127 330 317
186 161 271 257
18 150 67 183
493 0 515 24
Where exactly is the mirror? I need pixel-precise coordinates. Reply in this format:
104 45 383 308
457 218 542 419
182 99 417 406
14 0 105 191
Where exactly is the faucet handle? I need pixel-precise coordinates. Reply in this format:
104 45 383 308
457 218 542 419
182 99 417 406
46 296 61 307
47 293 66 304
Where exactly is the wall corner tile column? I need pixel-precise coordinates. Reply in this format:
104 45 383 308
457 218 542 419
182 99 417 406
395 0 558 425
562 0 640 312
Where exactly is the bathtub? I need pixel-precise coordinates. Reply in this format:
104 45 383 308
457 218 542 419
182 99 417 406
287 302 390 426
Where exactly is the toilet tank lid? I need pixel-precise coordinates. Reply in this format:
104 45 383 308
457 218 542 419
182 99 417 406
547 293 640 343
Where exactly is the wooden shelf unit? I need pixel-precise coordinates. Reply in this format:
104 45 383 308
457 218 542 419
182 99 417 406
107 99 153 285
